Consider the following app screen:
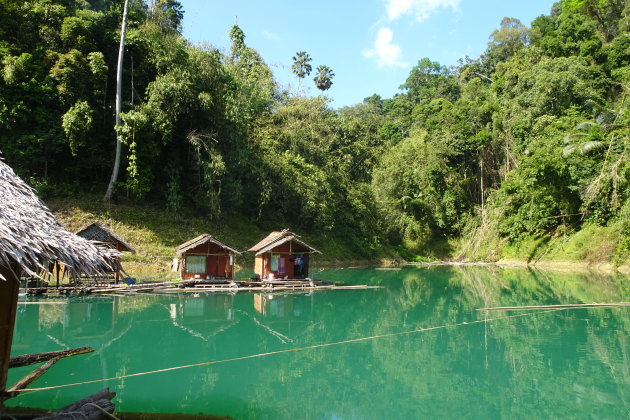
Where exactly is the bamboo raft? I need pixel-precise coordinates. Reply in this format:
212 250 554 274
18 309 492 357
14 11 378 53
23 280 381 295
171 284 382 293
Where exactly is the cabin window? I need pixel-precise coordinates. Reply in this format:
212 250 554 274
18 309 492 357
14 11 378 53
270 254 279 271
185 255 206 273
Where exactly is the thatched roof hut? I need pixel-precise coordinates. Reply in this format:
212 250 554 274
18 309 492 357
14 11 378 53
0 160 118 280
248 229 320 280
0 158 118 397
76 221 136 254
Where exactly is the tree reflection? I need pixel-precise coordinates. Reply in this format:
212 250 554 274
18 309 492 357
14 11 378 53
7 267 630 419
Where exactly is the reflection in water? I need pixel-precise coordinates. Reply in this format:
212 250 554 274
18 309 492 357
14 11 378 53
253 293 313 319
8 266 630 419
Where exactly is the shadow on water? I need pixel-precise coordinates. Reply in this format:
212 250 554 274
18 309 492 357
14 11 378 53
7 266 630 419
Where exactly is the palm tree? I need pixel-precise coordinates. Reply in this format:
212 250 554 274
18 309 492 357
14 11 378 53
562 107 629 212
291 51 312 79
313 65 334 91
562 121 606 157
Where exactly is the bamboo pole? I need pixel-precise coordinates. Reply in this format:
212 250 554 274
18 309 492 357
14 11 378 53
5 356 61 398
477 302 630 311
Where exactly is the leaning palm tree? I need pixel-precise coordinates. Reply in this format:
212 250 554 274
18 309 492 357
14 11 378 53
562 121 606 157
562 105 629 214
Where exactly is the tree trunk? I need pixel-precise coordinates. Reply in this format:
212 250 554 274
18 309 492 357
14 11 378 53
480 157 484 209
103 0 130 204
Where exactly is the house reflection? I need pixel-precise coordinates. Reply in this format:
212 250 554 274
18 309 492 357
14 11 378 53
171 294 235 321
11 297 119 373
14 298 117 343
64 299 115 339
253 293 313 319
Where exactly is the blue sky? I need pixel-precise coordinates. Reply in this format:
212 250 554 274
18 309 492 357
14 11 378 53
179 0 556 108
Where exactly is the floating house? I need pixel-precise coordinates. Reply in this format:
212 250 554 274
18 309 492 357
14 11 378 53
248 230 320 280
0 159 118 406
176 234 241 280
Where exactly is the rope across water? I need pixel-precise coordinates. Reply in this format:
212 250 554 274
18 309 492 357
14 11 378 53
17 309 565 394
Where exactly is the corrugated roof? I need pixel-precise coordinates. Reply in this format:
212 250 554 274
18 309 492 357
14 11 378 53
248 230 287 252
248 230 320 255
0 158 119 280
75 222 137 253
176 234 241 255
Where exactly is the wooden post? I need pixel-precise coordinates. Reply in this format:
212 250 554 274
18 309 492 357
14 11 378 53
115 243 120 284
56 262 60 287
0 264 20 406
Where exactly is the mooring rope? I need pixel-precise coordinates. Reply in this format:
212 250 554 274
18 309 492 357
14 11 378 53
16 309 563 395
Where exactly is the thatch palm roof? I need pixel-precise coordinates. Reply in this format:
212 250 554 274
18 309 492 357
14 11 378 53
0 159 118 280
76 222 136 253
248 229 320 255
176 234 241 255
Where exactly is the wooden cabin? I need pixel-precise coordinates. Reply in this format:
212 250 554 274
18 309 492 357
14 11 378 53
0 159 118 408
75 222 135 283
248 230 321 280
176 234 241 280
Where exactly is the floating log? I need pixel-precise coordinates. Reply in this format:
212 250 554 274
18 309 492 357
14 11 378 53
5 357 61 398
9 347 93 369
477 302 630 311
33 388 116 420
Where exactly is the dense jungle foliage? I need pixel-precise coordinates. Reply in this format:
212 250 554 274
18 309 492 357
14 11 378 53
0 0 628 263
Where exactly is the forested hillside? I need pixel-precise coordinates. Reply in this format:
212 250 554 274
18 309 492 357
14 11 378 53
1 0 628 265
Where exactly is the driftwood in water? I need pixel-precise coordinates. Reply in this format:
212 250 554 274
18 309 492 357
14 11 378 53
477 302 630 311
33 388 116 419
9 347 93 368
5 356 61 398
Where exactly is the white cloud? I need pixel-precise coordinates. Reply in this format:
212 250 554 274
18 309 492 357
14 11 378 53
363 27 408 68
385 0 462 22
263 31 280 41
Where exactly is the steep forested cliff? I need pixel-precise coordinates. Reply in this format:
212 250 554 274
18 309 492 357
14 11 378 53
0 0 628 264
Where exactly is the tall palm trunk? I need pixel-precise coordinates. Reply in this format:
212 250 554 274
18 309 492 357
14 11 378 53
103 0 129 203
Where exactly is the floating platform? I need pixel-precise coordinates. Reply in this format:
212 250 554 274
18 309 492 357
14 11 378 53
23 280 381 296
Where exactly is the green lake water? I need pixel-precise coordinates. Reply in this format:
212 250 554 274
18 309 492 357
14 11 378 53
7 266 630 419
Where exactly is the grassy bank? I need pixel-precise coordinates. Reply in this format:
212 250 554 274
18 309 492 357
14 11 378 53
47 196 628 276
453 217 629 272
47 196 398 277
